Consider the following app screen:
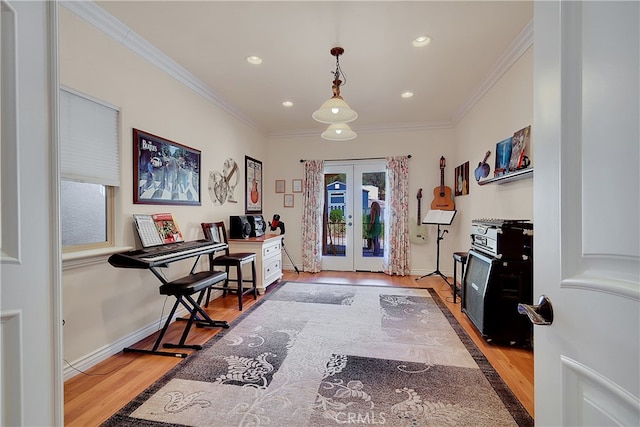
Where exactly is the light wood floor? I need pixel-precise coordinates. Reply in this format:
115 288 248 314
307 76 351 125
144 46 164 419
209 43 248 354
63 271 534 426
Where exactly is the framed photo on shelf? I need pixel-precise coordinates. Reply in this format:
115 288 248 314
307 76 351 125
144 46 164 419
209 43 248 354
284 193 294 208
132 128 201 206
495 137 513 177
245 156 262 214
292 179 302 193
275 179 285 193
509 125 531 171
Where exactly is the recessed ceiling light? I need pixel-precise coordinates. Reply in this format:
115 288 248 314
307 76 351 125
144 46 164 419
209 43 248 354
412 36 432 48
282 101 293 107
246 55 263 65
401 91 414 99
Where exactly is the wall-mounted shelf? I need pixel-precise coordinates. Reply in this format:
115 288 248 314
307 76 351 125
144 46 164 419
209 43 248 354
477 168 533 185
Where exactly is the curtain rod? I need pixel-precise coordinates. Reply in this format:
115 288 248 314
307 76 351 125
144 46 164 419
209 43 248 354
299 155 411 163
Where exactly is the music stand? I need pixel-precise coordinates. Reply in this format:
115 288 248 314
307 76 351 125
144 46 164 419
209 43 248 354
416 209 457 282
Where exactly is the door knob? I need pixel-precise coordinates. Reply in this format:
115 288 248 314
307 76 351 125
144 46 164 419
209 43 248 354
518 295 554 325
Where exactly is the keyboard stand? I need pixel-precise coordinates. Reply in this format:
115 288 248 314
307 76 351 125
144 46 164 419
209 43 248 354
122 251 229 358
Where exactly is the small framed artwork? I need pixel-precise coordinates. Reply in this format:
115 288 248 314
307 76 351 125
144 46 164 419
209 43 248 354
275 180 285 193
454 161 469 196
284 193 294 208
133 128 201 206
509 125 531 171
245 156 262 214
495 137 513 177
292 179 302 193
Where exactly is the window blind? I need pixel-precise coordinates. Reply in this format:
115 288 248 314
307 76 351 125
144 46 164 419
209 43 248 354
60 88 120 186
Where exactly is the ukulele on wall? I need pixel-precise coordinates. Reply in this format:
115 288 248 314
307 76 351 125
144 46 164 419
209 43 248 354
409 189 428 244
431 156 455 210
474 150 491 181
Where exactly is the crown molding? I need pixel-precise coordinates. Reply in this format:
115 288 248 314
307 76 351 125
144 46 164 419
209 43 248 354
356 120 454 134
273 20 533 139
60 1 265 135
451 19 533 125
269 120 454 139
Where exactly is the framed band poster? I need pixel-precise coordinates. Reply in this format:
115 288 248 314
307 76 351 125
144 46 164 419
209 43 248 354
245 155 262 214
133 128 201 205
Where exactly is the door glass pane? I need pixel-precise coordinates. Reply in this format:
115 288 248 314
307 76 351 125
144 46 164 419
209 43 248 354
362 171 386 258
323 173 346 257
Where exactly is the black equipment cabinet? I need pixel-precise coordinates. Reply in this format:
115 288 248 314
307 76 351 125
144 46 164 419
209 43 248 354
462 249 533 346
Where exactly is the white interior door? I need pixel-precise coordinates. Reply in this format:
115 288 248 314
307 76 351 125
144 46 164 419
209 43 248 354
533 2 639 425
1 2 62 425
322 161 386 272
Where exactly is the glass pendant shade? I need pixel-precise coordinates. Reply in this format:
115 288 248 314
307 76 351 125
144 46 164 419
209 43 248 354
321 123 357 141
312 96 358 124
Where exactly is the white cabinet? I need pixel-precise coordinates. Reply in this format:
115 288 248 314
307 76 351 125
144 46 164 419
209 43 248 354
228 234 282 294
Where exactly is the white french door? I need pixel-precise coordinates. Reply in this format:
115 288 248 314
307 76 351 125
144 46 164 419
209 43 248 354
322 161 386 272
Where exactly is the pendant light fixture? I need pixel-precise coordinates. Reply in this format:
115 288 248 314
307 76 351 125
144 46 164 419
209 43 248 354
312 47 358 125
321 123 357 141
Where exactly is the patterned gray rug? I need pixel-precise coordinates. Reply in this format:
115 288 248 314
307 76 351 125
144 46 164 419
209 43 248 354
103 281 533 426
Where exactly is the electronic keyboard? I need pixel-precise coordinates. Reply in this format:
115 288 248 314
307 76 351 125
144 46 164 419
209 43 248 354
108 240 227 269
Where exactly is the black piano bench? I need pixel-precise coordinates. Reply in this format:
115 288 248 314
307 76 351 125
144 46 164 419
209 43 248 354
160 270 228 297
123 271 229 358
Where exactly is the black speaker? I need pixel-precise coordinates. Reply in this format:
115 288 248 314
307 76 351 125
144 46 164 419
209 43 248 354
229 216 251 239
462 249 533 346
247 215 266 237
462 250 493 333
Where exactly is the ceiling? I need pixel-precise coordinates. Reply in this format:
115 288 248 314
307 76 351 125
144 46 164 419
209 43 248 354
93 1 533 137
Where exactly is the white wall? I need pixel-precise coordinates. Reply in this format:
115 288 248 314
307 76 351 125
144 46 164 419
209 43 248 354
450 47 534 254
265 128 457 276
59 8 267 365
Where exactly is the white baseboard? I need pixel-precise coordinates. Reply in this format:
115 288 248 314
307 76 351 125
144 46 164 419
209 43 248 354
63 289 223 381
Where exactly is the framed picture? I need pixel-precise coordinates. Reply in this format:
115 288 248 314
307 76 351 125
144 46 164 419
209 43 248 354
509 125 531 171
495 137 513 177
454 161 469 196
292 179 302 193
209 158 240 206
133 128 201 205
245 156 262 214
284 193 294 208
275 179 285 193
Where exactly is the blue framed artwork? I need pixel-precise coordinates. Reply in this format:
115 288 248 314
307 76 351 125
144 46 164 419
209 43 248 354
495 137 513 177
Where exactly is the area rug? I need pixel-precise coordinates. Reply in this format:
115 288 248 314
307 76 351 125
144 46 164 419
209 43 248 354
103 281 532 426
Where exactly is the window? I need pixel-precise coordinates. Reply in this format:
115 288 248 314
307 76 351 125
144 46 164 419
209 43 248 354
61 180 113 249
60 88 119 252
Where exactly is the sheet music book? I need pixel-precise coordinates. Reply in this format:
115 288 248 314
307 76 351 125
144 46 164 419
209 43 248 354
422 209 457 225
202 223 221 243
133 213 184 248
